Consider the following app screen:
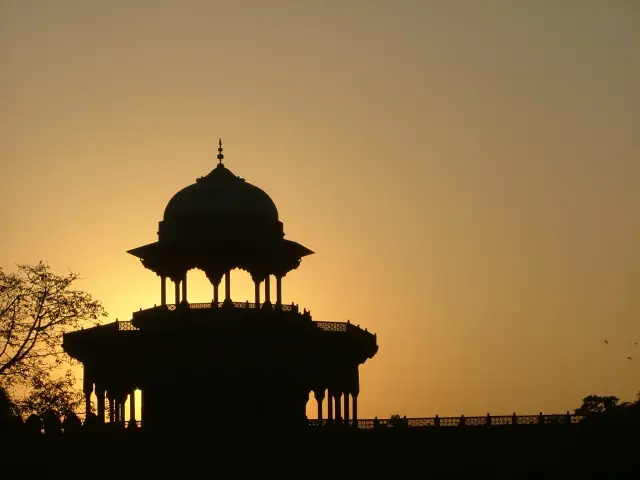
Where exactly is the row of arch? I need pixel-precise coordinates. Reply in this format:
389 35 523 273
313 389 360 423
159 268 287 307
82 387 361 425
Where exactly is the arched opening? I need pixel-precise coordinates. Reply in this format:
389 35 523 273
184 268 215 304
227 268 255 304
124 388 142 425
305 390 317 421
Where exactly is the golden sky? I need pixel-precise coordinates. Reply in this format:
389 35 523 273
1 0 639 419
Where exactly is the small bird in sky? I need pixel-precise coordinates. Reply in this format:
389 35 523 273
627 357 632 360
604 340 608 344
635 342 638 346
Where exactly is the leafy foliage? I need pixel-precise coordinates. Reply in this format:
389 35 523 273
17 370 84 418
0 262 106 386
0 385 21 422
390 413 408 428
574 395 620 415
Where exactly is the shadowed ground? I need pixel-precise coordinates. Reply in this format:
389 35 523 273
2 424 638 479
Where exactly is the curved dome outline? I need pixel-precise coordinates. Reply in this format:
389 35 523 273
163 163 280 224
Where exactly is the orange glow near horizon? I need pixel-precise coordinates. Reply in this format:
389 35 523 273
2 1 639 419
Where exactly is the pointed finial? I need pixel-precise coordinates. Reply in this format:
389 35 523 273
217 138 224 164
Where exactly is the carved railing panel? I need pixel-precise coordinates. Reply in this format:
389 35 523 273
70 414 586 431
491 416 512 426
439 417 460 427
407 418 436 428
516 416 538 425
117 321 138 331
465 416 486 426
315 322 348 332
142 302 297 313
305 414 585 429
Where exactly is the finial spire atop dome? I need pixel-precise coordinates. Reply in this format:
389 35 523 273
217 138 224 164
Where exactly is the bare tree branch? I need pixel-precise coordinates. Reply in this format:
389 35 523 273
0 262 107 387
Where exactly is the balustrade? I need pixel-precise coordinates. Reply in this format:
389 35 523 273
32 413 586 434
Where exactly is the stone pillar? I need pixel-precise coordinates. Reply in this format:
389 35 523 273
174 280 180 304
96 386 106 423
276 276 282 305
225 271 231 302
327 390 334 422
108 395 115 423
129 390 136 425
120 401 126 425
84 391 91 419
213 283 219 305
314 389 325 421
343 392 350 424
352 394 358 426
264 276 271 305
254 280 261 306
181 272 188 304
351 366 360 426
334 393 342 423
83 367 93 419
140 389 145 427
160 276 167 305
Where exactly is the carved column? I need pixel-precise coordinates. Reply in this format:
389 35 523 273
115 399 121 423
83 367 93 419
343 392 350 424
224 271 231 303
120 400 126 425
108 394 115 423
96 386 106 423
206 271 223 307
140 388 145 427
314 389 325 421
84 391 92 419
334 392 342 424
160 276 167 306
327 390 334 423
181 272 188 304
263 275 271 307
276 275 282 305
352 394 358 426
129 390 136 426
254 279 261 306
174 280 180 304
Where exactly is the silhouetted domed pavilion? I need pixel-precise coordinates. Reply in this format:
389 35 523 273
63 140 378 432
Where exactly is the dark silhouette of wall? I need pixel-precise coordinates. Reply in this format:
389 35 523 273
1 422 638 478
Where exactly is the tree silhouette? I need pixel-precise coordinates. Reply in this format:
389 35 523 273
17 370 84 419
0 262 106 387
0 385 22 430
575 395 620 415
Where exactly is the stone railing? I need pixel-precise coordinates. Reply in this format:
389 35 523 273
116 320 137 331
134 301 301 315
314 321 377 343
315 321 348 332
166 301 297 312
309 413 585 429
27 413 586 435
87 309 375 339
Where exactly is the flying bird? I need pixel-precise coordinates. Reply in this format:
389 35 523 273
604 340 608 344
627 357 632 360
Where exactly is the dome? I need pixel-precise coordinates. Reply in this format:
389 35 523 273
159 162 283 243
163 163 279 222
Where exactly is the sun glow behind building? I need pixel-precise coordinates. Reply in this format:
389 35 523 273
1 0 639 418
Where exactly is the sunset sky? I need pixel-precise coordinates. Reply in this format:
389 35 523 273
1 0 639 419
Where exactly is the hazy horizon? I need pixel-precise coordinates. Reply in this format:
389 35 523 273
1 0 639 419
